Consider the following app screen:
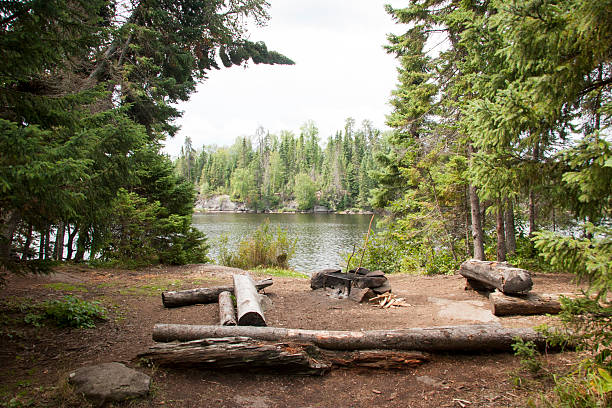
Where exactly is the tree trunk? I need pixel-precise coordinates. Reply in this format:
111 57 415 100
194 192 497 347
504 198 516 255
459 259 532 294
528 189 537 236
39 230 46 260
54 222 65 261
22 224 33 260
161 278 273 308
66 224 78 261
137 337 429 374
44 229 51 259
467 145 485 260
469 186 485 260
0 210 20 260
233 274 266 326
151 324 547 353
489 291 564 316
218 291 237 326
529 142 540 236
74 225 89 262
496 201 506 262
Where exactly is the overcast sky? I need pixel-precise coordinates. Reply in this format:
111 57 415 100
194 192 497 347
163 1 404 157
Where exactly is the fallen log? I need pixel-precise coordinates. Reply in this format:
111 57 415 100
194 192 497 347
459 260 532 294
137 337 429 374
218 291 237 326
490 291 564 316
138 337 328 375
151 323 547 353
234 274 266 326
161 278 273 308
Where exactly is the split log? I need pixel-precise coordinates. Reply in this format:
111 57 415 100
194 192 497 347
490 291 563 316
138 337 328 375
152 323 547 353
320 349 429 369
459 259 532 294
218 291 237 326
137 337 429 374
233 274 266 326
161 278 272 308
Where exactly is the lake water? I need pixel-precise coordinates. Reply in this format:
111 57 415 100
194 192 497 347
192 213 374 273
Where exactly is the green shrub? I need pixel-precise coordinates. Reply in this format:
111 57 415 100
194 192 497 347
344 230 459 275
25 296 107 329
221 220 296 269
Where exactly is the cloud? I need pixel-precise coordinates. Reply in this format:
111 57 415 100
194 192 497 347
164 0 404 157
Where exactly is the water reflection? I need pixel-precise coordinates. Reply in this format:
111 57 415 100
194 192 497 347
192 213 373 273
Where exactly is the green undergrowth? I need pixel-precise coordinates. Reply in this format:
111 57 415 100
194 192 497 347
42 283 88 293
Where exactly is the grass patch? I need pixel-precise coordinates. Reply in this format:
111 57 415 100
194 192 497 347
250 267 308 279
119 279 184 296
42 283 88 292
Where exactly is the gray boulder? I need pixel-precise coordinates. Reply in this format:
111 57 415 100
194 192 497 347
69 362 150 406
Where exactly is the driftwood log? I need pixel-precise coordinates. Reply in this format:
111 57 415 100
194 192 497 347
490 291 564 316
151 324 547 353
161 278 272 308
234 274 266 326
218 291 237 326
137 337 429 374
459 260 533 294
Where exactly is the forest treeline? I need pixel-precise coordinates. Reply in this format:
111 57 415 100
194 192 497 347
0 0 292 272
345 0 612 283
173 119 388 211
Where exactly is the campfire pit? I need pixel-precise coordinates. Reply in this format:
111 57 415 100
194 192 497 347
310 268 391 302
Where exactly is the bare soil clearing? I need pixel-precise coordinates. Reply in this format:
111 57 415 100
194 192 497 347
0 264 583 407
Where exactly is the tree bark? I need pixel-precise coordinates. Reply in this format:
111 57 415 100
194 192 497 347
459 259 532 294
233 274 266 326
504 198 516 255
467 145 485 260
39 229 45 260
490 292 564 316
54 222 65 261
137 337 429 374
65 224 78 261
151 324 547 353
218 291 237 326
22 224 33 260
0 210 20 260
162 278 273 308
496 201 506 262
529 142 540 236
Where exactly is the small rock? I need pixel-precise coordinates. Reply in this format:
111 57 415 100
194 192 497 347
69 362 150 407
416 375 444 388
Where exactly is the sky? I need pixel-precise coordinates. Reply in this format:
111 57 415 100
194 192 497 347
163 1 404 157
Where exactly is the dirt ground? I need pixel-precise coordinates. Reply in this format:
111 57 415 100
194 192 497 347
0 264 584 407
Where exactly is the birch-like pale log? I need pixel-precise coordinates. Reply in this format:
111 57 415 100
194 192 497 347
233 274 266 326
218 291 237 326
